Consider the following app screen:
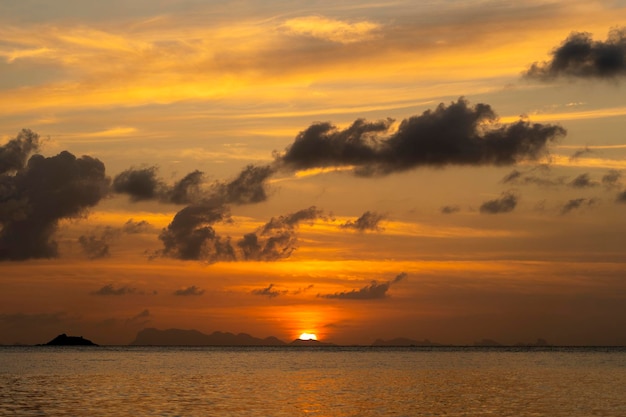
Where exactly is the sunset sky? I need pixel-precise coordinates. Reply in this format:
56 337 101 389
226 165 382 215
1 0 626 346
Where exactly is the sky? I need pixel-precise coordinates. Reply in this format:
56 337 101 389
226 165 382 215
1 0 626 346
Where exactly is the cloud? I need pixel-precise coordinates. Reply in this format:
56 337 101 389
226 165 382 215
0 134 110 260
281 15 380 44
440 205 461 214
560 198 596 215
91 284 140 296
237 206 323 261
319 272 407 300
602 170 622 189
525 27 626 80
570 146 593 160
617 190 626 203
479 192 518 214
125 309 151 326
112 166 165 202
122 219 151 234
340 211 385 231
0 129 40 175
78 234 111 260
251 284 287 298
569 173 598 188
212 165 274 205
501 167 565 187
167 170 204 204
79 221 151 259
158 200 233 261
292 284 314 295
275 98 565 176
173 286 205 296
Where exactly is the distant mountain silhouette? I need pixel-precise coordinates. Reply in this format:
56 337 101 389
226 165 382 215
473 338 502 347
372 337 442 347
45 333 98 346
131 328 286 346
289 338 335 347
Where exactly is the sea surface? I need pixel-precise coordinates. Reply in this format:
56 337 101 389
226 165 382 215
1 346 625 416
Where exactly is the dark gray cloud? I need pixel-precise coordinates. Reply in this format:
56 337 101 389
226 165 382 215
112 166 165 202
156 165 275 261
122 219 152 234
292 284 315 295
340 211 386 231
570 146 593 160
78 233 111 259
91 284 141 296
237 206 323 261
167 170 204 204
125 309 151 326
276 98 565 176
213 164 274 205
602 170 622 189
319 272 407 300
525 28 626 80
617 190 626 203
158 200 233 261
501 167 564 187
251 283 287 298
79 221 151 259
440 205 461 214
561 198 596 215
569 173 598 188
479 192 518 214
173 286 205 296
0 129 40 175
114 164 274 207
0 144 110 260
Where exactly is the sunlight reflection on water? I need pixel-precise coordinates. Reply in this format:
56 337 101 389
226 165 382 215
1 347 625 416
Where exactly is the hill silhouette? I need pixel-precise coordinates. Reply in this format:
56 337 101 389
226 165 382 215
372 337 441 347
289 338 335 347
131 328 286 346
45 333 98 346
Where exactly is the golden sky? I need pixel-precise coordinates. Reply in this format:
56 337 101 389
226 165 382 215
1 0 626 346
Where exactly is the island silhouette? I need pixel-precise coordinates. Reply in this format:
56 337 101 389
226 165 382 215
44 333 98 346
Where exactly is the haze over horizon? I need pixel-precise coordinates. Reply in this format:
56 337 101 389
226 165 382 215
1 0 626 346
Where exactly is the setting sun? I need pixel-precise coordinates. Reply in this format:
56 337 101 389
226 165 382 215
299 333 318 341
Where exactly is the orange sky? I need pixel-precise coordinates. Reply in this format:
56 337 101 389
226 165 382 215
1 0 626 346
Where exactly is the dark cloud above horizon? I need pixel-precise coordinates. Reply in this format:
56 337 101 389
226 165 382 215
251 283 287 298
158 200 233 261
569 173 598 189
561 198 596 215
570 146 593 160
91 284 142 296
602 170 622 189
79 220 152 259
340 211 386 231
275 98 565 176
440 205 461 214
617 190 626 203
479 192 518 214
525 27 626 80
173 286 205 296
319 272 407 300
501 168 565 187
237 206 323 261
0 131 110 260
78 226 122 260
158 203 322 262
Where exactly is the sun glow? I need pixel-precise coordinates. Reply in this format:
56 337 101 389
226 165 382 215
298 333 317 341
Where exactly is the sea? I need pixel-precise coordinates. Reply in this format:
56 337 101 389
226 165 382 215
1 346 625 416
